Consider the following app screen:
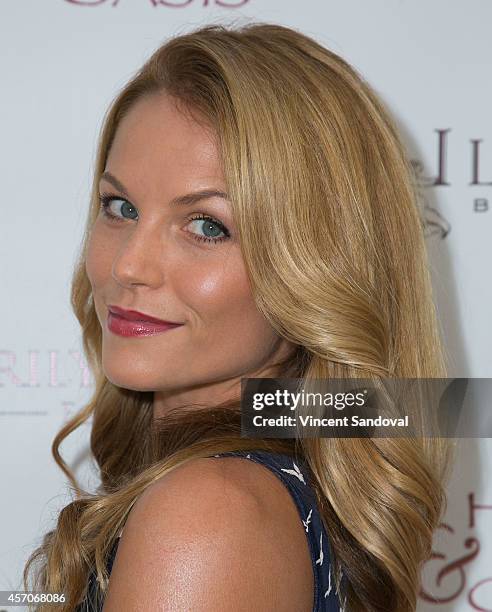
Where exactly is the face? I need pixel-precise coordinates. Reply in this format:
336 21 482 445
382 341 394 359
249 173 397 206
85 92 295 415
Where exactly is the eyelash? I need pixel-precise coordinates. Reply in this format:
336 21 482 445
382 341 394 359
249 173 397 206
98 193 231 245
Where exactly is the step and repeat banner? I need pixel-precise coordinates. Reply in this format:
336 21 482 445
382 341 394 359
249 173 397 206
1 1 491 610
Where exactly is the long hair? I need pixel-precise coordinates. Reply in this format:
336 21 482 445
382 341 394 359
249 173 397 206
24 22 454 611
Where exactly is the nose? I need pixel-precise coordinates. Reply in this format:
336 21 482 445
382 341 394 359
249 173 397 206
111 222 165 289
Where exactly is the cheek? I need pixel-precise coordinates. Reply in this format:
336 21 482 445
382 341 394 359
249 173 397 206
85 226 116 321
179 256 275 349
85 226 114 288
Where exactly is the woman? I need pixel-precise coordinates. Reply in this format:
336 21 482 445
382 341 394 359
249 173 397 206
24 22 454 611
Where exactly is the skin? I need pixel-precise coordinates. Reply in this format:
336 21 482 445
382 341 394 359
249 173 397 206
102 458 314 611
85 92 313 611
85 91 296 420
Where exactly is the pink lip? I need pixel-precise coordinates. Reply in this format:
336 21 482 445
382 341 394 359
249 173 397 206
107 305 184 338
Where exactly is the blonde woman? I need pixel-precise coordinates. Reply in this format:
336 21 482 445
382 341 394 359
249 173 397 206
24 22 453 612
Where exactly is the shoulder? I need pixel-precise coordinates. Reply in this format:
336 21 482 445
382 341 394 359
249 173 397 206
103 456 314 612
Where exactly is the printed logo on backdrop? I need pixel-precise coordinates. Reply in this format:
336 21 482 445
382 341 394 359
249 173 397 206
412 128 491 240
0 349 93 424
64 0 250 7
420 493 492 611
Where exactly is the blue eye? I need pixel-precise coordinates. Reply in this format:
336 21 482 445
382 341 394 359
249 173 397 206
185 214 230 244
99 194 137 221
98 193 231 246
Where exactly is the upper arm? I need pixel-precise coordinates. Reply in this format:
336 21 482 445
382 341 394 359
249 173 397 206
102 457 313 612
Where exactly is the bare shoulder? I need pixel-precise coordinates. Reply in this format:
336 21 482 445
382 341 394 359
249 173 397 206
103 455 314 612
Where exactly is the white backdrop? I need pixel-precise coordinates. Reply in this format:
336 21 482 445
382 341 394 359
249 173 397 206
1 1 491 610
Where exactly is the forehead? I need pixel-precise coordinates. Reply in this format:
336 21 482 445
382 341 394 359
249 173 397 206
105 92 224 194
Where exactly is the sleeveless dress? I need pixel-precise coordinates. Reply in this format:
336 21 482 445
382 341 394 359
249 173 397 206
76 449 348 611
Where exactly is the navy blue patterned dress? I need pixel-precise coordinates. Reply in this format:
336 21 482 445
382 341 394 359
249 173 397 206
76 449 347 611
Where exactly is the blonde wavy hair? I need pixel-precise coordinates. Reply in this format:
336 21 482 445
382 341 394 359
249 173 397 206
24 22 454 611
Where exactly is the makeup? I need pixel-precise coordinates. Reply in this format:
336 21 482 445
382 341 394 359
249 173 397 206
107 305 184 337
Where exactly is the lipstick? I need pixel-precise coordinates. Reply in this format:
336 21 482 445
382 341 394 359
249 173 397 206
107 305 184 338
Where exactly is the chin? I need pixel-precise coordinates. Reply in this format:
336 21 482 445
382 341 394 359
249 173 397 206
101 359 166 393
104 374 156 392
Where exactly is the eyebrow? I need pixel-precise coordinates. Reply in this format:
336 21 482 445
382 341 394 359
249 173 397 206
99 171 230 207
